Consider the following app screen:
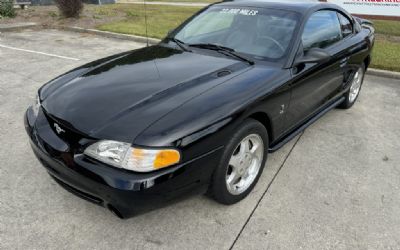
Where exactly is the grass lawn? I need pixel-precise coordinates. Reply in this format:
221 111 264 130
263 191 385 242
97 5 201 39
371 36 400 72
373 20 400 37
368 19 400 72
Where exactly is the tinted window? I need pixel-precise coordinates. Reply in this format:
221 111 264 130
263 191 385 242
302 11 342 51
175 7 299 61
337 13 353 38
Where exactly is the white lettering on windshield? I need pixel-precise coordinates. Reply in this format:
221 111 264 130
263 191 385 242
220 8 259 16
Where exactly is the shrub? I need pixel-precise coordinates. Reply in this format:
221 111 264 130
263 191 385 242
0 0 16 18
54 0 83 18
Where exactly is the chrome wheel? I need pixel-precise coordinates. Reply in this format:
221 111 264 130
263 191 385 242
349 68 363 103
226 134 264 195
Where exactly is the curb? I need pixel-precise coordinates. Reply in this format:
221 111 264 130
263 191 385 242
367 68 400 80
0 22 38 32
59 26 161 45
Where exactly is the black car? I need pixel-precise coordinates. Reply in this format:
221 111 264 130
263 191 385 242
25 0 374 218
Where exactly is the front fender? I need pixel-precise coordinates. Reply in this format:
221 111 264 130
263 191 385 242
134 66 291 162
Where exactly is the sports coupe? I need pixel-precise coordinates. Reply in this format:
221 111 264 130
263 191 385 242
25 0 375 218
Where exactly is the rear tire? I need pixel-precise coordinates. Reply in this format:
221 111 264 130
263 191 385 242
338 63 365 109
210 119 268 205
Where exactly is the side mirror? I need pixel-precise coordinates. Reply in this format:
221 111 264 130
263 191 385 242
294 48 331 66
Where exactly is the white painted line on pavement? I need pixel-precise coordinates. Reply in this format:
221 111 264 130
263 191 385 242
0 44 80 61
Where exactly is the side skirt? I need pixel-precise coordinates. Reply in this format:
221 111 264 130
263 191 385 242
268 96 345 153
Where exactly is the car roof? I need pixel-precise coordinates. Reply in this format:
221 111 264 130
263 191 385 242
214 0 337 14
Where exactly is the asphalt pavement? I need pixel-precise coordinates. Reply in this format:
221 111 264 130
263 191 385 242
0 29 399 250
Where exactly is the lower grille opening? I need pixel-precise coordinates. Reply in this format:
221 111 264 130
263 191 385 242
51 175 104 205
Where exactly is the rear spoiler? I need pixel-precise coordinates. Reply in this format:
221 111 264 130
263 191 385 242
354 16 374 27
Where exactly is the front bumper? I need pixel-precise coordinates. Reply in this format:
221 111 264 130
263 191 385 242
24 108 222 218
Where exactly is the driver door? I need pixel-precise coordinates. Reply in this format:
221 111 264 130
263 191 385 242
284 10 346 132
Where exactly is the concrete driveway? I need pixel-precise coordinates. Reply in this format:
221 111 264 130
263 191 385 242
0 29 399 250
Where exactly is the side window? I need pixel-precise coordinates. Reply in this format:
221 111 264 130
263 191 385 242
302 11 342 51
337 12 353 38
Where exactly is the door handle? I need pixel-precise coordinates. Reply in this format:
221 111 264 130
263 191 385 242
340 57 349 68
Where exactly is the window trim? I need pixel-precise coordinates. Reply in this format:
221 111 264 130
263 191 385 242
336 11 354 40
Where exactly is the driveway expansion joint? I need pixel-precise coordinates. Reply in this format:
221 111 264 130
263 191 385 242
228 132 304 250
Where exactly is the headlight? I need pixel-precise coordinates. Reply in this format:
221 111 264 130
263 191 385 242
84 140 181 172
32 94 41 117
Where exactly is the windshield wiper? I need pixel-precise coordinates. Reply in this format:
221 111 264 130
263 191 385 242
188 43 254 65
168 37 192 52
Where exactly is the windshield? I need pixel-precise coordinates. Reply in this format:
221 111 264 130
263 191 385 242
174 6 300 61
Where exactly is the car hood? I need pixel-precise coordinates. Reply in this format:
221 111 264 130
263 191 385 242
40 45 250 143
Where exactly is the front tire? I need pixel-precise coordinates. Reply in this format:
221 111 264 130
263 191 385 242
210 119 268 205
338 63 365 109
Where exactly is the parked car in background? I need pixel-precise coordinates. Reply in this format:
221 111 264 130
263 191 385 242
25 0 374 218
